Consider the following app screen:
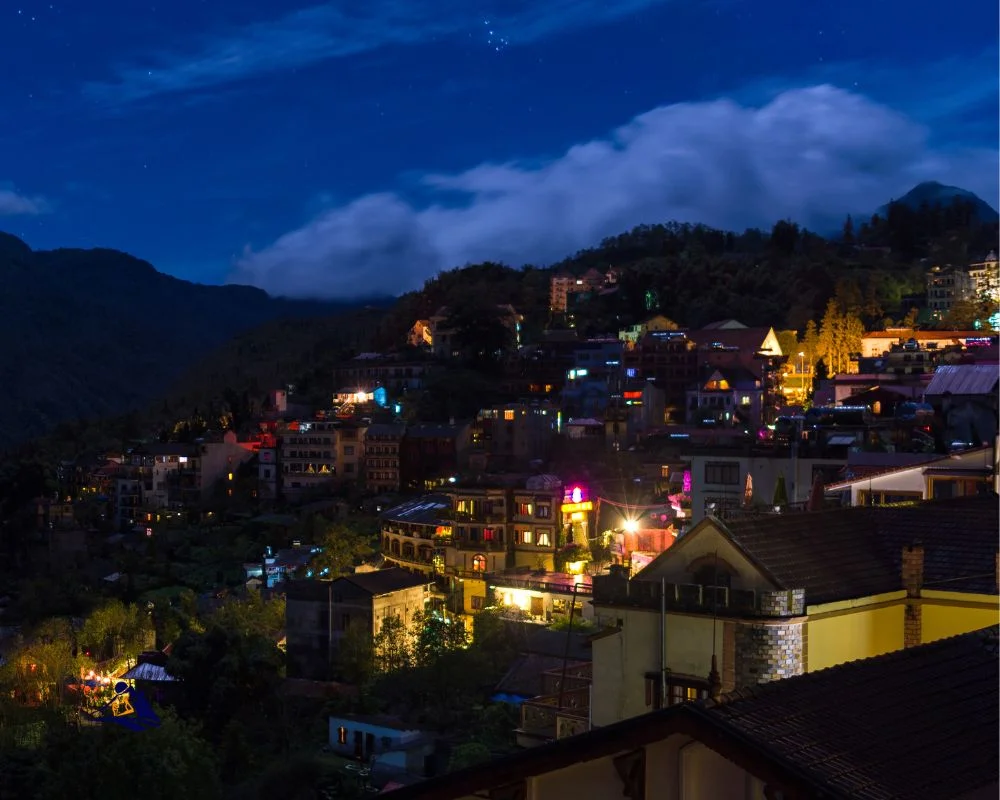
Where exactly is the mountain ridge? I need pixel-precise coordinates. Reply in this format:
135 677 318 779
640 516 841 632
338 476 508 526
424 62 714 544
0 236 392 449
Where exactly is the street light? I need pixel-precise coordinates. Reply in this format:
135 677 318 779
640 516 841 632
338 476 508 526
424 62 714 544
623 519 638 534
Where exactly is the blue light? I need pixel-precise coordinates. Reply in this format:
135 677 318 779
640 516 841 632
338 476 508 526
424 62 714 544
374 387 388 407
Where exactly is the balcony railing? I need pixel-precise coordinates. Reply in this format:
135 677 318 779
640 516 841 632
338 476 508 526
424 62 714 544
593 575 804 617
491 575 592 596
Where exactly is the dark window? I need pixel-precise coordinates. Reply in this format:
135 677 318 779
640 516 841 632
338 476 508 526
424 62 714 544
704 462 740 485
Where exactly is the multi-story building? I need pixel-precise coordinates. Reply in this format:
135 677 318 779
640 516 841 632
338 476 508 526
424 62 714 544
284 568 432 680
279 419 339 499
364 423 405 493
335 420 367 483
333 355 433 394
399 421 471 490
622 330 698 421
470 402 556 472
588 495 998 728
684 440 847 523
860 328 985 357
926 265 976 316
967 250 999 303
379 477 593 622
549 268 609 314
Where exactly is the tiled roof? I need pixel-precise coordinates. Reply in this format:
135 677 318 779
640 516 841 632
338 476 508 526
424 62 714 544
706 626 1000 800
824 447 991 490
495 654 581 697
718 495 998 604
340 568 430 595
382 628 999 800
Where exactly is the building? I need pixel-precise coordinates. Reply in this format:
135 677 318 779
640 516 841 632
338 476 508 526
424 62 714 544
924 363 1000 448
327 713 437 781
622 330 698 422
381 625 999 800
967 250 999 303
470 403 556 472
825 443 998 505
285 568 431 680
587 495 998 728
336 420 367 483
685 443 846 524
379 478 593 622
333 355 433 394
279 419 339 499
926 265 976 316
399 421 472 490
365 423 406 494
549 269 609 314
860 328 984 358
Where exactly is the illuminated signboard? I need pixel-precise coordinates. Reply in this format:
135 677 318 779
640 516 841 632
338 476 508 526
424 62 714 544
564 485 586 504
561 501 594 513
623 391 643 400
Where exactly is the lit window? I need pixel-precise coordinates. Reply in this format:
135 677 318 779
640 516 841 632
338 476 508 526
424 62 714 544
740 395 751 406
520 530 533 545
472 554 487 572
537 532 551 547
338 726 348 745
504 409 515 421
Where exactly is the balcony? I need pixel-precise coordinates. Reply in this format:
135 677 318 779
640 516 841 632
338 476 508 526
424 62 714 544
517 686 590 746
593 573 804 618
491 574 592 596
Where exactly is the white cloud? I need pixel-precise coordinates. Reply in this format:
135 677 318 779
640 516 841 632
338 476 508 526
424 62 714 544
0 184 47 216
229 86 999 299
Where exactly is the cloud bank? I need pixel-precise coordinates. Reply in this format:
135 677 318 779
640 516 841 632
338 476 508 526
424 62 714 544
0 184 47 216
229 86 999 299
84 0 671 106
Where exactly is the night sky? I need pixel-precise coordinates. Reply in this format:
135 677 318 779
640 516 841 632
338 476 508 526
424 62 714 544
1 0 997 298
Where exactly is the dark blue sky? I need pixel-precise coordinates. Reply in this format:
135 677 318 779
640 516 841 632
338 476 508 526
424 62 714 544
1 0 997 297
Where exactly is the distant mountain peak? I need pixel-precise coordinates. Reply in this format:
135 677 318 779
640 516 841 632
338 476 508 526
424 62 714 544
879 182 998 223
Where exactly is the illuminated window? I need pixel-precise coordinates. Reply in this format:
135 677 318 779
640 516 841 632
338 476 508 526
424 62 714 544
740 395 751 406
472 554 487 572
504 409 515 421
520 530 533 545
338 726 348 745
537 531 551 547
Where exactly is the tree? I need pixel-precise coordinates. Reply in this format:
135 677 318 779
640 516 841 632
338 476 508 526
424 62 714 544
772 475 789 508
448 742 492 772
308 519 376 578
775 330 799 360
210 590 285 640
79 600 152 664
37 708 221 800
411 611 468 667
337 622 374 684
372 616 411 674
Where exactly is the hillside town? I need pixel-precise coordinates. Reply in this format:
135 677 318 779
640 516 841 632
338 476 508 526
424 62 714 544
1 253 998 798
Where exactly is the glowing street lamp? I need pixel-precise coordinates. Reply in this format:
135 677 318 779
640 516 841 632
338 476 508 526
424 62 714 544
622 518 639 534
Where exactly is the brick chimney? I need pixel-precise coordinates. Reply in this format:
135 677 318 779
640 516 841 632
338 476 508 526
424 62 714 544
902 543 924 648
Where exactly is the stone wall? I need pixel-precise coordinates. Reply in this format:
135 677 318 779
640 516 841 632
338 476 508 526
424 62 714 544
733 620 804 688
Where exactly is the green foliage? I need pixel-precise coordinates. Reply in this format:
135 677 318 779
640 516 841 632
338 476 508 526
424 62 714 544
79 599 153 663
372 615 411 674
167 621 285 739
305 517 376 578
448 741 492 772
411 611 468 667
36 709 222 800
209 590 285 640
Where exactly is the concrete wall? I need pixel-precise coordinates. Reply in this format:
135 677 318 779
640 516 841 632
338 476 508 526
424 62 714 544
807 595 905 671
921 592 1000 644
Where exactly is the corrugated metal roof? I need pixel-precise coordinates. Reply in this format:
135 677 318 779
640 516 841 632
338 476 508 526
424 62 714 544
122 662 177 681
925 364 999 396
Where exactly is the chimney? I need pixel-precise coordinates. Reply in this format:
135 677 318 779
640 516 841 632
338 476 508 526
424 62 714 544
901 542 924 598
902 543 924 648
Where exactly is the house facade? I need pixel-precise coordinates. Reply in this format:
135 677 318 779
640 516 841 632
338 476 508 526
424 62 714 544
588 496 999 728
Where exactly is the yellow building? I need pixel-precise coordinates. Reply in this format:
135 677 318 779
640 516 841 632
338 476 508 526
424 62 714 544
589 495 999 727
381 626 999 800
